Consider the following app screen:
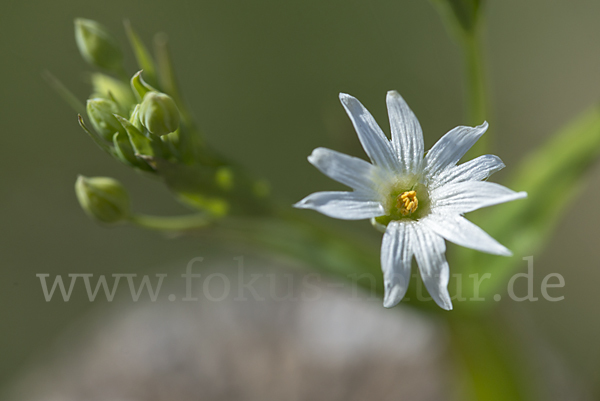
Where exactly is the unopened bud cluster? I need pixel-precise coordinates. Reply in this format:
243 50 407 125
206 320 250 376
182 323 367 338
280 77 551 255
74 20 183 172
69 18 271 225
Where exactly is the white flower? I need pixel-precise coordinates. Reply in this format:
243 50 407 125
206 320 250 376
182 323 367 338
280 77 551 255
295 91 527 310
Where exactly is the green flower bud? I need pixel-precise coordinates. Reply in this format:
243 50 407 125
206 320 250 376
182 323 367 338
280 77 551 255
139 91 180 136
86 98 125 141
91 73 136 113
75 176 130 223
75 18 123 71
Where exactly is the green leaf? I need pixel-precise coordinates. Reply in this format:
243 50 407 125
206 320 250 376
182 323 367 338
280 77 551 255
86 98 125 141
455 105 600 306
112 123 155 172
77 115 115 156
153 33 204 157
112 131 139 167
129 104 144 131
124 20 158 88
130 70 156 102
153 33 180 103
43 71 86 115
114 114 155 157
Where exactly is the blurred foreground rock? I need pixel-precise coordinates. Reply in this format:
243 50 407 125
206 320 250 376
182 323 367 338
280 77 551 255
6 260 449 401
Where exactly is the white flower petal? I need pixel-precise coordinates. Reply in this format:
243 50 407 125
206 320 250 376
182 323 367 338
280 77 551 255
381 221 413 308
412 224 453 311
307 147 379 194
293 191 384 220
424 122 489 178
339 93 401 173
429 154 505 190
386 91 424 174
423 214 511 256
431 181 527 215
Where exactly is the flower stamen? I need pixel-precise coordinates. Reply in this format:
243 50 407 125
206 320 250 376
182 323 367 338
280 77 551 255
397 190 418 216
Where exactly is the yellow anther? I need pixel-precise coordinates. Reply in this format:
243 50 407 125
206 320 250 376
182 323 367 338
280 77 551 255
400 190 416 200
396 190 419 216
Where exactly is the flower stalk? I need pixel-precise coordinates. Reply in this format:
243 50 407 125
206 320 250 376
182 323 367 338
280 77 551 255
462 29 489 157
130 213 212 231
430 0 490 156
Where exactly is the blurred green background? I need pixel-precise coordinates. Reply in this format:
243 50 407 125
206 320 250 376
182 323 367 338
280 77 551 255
1 0 600 397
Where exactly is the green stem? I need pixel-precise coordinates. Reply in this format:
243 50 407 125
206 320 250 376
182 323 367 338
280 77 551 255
428 1 490 153
129 213 211 231
447 313 529 401
463 32 487 126
461 29 490 157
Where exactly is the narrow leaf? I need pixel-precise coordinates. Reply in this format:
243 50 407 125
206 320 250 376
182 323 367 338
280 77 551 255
124 20 158 87
455 105 600 305
130 70 156 102
78 115 115 156
114 114 155 157
44 71 86 115
112 130 155 172
153 33 180 102
113 131 139 166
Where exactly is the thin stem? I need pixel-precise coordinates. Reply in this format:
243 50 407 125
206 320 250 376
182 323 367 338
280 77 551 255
464 32 487 126
462 29 490 157
428 0 490 155
129 213 211 231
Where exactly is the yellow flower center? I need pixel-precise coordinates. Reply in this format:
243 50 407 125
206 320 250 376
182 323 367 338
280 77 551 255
397 190 418 216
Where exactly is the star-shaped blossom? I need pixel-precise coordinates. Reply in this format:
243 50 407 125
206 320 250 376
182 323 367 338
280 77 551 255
295 91 527 310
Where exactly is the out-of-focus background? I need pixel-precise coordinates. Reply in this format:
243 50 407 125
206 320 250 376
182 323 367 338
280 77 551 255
1 0 600 400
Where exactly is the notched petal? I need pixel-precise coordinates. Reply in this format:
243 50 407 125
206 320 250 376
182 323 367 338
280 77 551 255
423 214 512 256
294 191 385 220
381 221 413 308
429 154 505 189
425 121 489 178
339 93 400 173
308 147 378 194
386 90 425 175
431 181 527 214
412 224 453 310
